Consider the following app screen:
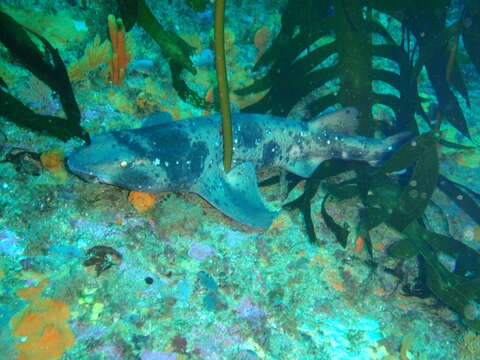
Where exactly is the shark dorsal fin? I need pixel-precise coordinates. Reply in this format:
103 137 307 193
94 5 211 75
141 111 174 128
308 107 359 135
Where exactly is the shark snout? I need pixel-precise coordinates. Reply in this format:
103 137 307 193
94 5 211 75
65 150 101 183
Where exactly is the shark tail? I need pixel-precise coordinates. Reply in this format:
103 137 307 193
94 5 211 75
369 131 413 167
385 131 413 149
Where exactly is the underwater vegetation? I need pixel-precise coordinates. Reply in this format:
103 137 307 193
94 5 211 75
246 0 480 331
213 0 234 171
115 0 216 110
0 11 89 143
0 0 214 143
1 0 480 337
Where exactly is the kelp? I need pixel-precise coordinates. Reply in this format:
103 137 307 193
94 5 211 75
310 153 480 330
237 0 422 137
115 0 212 109
437 175 480 224
291 130 440 246
462 0 480 73
390 222 480 331
254 0 480 330
289 132 480 330
369 0 474 138
240 0 478 138
0 89 86 142
186 0 207 12
320 194 349 248
283 159 350 244
381 132 440 231
213 0 233 171
0 11 89 142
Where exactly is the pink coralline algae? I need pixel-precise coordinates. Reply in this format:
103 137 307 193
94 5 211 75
140 351 177 360
235 297 268 320
190 324 244 359
188 242 216 261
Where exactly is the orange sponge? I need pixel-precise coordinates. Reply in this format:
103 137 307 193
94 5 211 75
128 191 156 212
10 281 75 360
16 279 49 300
40 151 65 171
14 321 75 360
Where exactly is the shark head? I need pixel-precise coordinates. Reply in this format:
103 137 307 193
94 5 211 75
67 131 173 192
67 124 210 193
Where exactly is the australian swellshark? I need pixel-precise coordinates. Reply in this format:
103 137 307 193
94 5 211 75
67 108 409 228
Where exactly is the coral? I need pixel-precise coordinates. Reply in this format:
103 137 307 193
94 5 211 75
10 279 75 360
135 91 159 114
128 191 156 212
355 236 365 253
17 76 54 112
107 90 136 114
108 14 132 85
68 35 111 83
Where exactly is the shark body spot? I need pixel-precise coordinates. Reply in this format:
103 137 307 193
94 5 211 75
236 121 263 148
261 141 281 168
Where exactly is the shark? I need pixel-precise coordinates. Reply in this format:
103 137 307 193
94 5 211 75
66 108 410 228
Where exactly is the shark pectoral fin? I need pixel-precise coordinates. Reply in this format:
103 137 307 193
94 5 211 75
285 157 325 178
194 162 278 228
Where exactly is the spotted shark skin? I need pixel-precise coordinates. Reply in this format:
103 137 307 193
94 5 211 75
66 108 410 228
